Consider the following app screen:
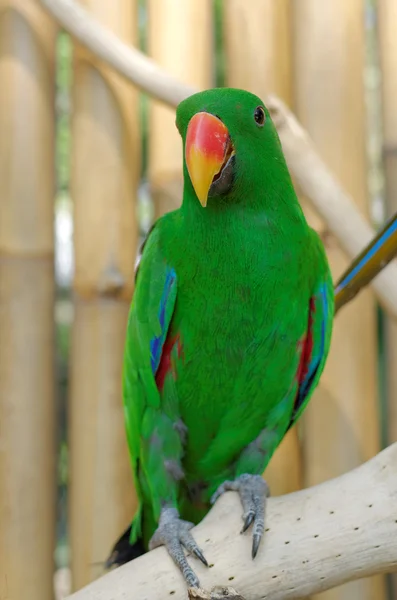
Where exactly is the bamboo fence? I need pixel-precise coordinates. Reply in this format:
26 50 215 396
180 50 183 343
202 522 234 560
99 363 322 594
0 0 396 599
0 2 56 600
379 1 397 597
69 0 138 590
292 2 383 598
379 0 397 449
148 0 212 219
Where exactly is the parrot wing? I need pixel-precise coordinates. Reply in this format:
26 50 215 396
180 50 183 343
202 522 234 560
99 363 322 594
287 271 334 430
123 222 178 543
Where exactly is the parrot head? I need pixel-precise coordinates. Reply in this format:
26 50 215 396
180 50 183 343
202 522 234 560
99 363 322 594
176 88 286 208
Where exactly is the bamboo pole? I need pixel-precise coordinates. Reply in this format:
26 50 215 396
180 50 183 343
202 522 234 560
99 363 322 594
224 0 301 497
69 0 139 589
378 2 397 597
0 2 56 600
147 0 212 218
379 0 397 446
292 2 384 599
224 0 292 103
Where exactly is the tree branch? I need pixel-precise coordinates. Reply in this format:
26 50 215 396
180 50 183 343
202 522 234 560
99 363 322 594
38 0 397 319
67 444 397 600
39 0 194 106
266 95 397 318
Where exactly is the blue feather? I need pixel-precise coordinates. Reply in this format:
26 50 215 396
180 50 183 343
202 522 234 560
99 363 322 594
150 267 177 373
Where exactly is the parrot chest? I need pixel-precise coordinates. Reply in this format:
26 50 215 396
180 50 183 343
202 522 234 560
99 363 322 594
159 239 311 479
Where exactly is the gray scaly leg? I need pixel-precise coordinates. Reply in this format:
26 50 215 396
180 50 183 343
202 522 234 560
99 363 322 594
211 474 269 558
149 506 208 587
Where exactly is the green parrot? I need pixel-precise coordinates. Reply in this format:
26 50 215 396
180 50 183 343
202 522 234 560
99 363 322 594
106 88 334 587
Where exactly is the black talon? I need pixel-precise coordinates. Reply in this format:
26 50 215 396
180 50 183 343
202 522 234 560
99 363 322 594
194 548 209 566
241 511 255 533
252 533 261 559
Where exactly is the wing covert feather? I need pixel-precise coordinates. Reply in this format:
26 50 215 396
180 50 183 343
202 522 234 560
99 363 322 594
122 224 177 537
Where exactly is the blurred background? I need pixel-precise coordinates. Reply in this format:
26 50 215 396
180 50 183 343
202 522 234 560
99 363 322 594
0 0 396 599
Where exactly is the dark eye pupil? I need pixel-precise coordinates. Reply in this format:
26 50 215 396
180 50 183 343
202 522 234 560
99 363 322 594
254 107 265 126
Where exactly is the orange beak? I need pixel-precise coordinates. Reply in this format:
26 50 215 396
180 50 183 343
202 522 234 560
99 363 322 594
185 112 231 207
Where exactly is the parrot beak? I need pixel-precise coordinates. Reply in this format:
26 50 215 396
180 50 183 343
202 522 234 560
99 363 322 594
185 112 235 207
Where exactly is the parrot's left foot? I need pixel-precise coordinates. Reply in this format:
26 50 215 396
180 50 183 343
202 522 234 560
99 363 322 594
149 506 208 588
211 474 269 559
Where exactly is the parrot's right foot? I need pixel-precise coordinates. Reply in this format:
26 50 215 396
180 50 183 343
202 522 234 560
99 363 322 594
149 506 208 588
211 474 269 559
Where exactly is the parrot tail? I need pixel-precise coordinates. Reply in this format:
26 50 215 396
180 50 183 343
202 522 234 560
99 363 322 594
105 523 146 569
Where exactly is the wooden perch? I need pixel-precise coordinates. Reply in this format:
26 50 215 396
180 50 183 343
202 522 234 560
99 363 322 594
39 0 397 319
67 444 397 600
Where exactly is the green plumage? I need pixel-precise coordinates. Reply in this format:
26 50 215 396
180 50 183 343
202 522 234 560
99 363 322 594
122 88 334 551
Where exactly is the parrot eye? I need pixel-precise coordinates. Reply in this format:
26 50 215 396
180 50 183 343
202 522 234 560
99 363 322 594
254 106 266 127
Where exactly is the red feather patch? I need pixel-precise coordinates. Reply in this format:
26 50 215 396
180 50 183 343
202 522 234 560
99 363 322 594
155 333 183 391
296 296 315 386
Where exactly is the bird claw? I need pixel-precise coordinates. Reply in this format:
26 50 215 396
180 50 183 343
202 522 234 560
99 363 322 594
252 532 262 559
211 474 269 559
241 511 255 533
149 506 208 587
193 547 209 567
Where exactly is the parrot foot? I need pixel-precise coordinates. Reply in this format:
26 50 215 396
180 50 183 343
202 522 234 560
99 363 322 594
149 506 208 588
211 474 269 559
